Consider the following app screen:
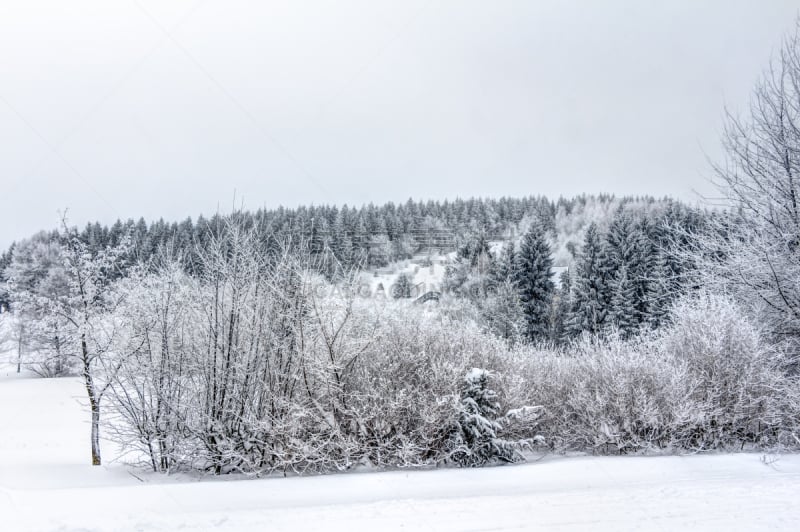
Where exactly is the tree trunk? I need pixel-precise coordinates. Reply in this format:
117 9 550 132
81 333 102 466
16 324 24 374
90 400 101 466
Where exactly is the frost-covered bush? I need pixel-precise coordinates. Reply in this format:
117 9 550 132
518 335 692 453
339 308 540 468
107 276 544 474
512 292 800 454
657 292 799 449
106 264 200 473
340 304 515 468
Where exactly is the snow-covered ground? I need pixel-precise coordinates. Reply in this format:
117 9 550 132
2 364 800 531
361 251 456 297
361 244 569 297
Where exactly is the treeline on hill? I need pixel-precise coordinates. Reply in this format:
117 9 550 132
0 194 702 317
3 195 561 289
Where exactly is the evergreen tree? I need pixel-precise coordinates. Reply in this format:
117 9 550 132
550 268 571 343
565 224 612 336
0 244 13 311
605 208 650 333
330 211 353 265
629 221 658 324
308 216 326 255
480 280 525 343
514 226 554 342
490 241 517 289
457 232 491 268
605 208 641 322
608 263 638 336
391 272 414 299
449 368 520 467
645 251 672 329
352 216 370 265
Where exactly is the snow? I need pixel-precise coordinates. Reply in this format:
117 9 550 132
1 363 800 530
465 367 486 381
552 265 569 286
361 251 455 297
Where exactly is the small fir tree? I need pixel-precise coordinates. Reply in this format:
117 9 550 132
449 368 520 467
391 272 414 299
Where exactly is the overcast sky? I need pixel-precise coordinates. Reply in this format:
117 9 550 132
1 1 798 248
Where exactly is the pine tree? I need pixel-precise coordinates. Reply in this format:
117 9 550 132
565 223 612 336
352 217 370 266
449 368 520 467
630 224 655 323
480 280 525 343
391 272 414 299
608 263 638 336
550 268 571 343
605 208 642 322
308 217 326 256
490 241 517 289
457 232 491 268
606 207 636 265
514 226 554 342
645 250 672 328
0 244 13 312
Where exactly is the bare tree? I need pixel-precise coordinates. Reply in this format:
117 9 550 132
107 260 196 472
58 222 132 465
698 22 800 346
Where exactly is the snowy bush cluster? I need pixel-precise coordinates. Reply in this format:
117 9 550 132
105 261 800 473
106 264 542 474
512 294 800 453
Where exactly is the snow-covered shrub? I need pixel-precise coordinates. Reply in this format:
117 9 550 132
501 334 683 454
657 291 799 449
106 263 199 473
552 335 690 453
338 307 541 469
340 304 490 468
510 292 800 454
106 234 521 474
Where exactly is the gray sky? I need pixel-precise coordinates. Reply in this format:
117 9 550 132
1 1 798 248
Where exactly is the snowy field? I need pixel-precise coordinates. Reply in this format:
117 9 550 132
1 363 799 531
